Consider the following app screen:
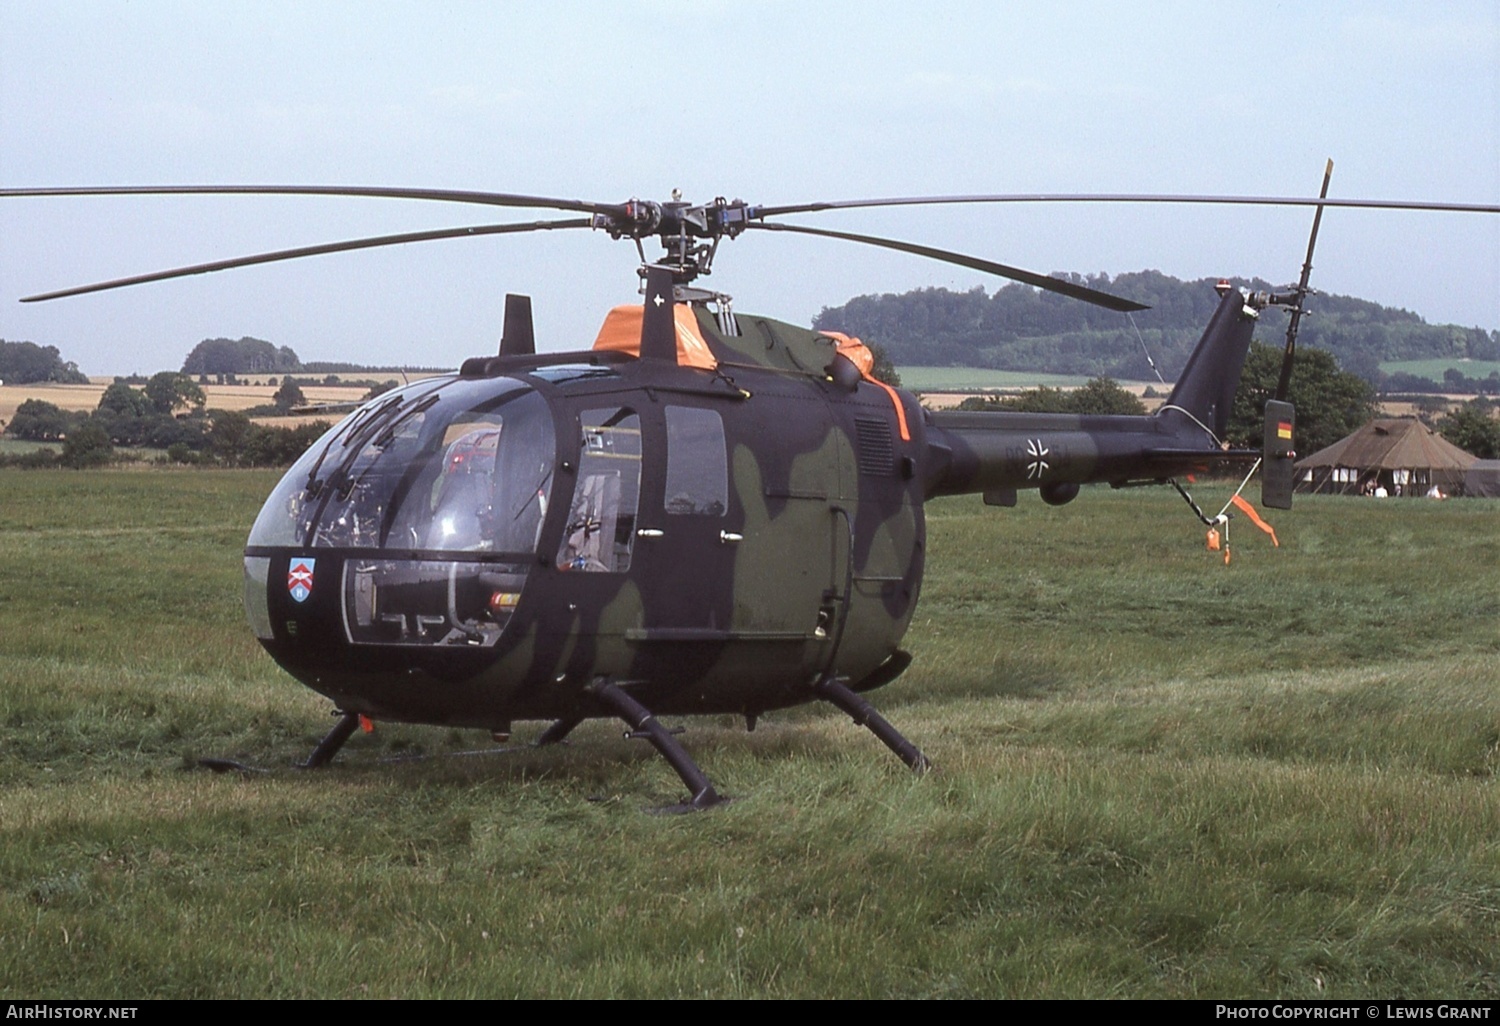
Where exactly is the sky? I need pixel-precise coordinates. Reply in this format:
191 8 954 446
1 1 1497 376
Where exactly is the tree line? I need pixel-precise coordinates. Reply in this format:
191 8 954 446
953 346 1377 457
2 371 331 469
954 344 1499 460
814 272 1500 386
178 336 444 378
0 339 89 384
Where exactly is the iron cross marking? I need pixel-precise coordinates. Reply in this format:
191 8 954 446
1026 438 1050 479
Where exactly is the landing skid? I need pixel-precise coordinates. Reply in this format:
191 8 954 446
535 715 583 746
812 674 932 772
285 683 924 802
302 711 361 769
588 681 726 811
199 710 362 774
197 757 269 776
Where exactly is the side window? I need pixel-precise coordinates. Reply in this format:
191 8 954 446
664 406 728 516
557 408 641 572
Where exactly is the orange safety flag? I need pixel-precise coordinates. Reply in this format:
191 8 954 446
1230 494 1279 547
817 330 910 441
592 303 719 370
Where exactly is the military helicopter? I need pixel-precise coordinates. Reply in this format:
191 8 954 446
5 174 1494 809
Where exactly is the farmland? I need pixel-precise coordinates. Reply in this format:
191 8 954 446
0 379 378 430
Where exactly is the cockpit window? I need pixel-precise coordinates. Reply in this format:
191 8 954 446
556 408 641 572
419 422 504 549
248 377 557 555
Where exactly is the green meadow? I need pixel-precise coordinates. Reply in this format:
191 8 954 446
1 469 1498 998
1380 359 1500 383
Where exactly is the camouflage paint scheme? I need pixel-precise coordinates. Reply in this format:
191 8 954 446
245 284 1259 743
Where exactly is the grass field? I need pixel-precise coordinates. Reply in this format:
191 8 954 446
1 470 1498 998
1380 359 1500 383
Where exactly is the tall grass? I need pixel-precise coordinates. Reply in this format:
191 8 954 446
1 470 1497 997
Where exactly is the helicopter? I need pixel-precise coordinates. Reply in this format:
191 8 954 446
5 173 1495 809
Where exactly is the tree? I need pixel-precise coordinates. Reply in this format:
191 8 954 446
1227 343 1375 455
1438 400 1500 459
273 378 307 411
868 343 901 388
0 339 89 384
59 421 113 468
207 409 255 465
182 336 299 375
984 386 1074 413
98 381 152 417
956 377 1145 415
813 274 1493 381
6 399 83 441
144 371 206 414
1067 377 1147 415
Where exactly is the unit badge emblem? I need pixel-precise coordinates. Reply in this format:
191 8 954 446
288 558 316 603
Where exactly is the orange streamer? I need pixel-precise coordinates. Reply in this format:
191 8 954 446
1230 494 1279 547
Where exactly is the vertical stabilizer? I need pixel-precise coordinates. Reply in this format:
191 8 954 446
1162 288 1258 441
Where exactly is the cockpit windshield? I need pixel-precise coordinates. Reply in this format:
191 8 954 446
248 377 557 556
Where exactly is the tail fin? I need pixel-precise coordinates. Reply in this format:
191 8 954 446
1162 288 1259 441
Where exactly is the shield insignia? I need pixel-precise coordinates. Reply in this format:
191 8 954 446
288 558 316 603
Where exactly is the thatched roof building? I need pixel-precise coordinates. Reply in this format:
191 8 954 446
1295 418 1478 496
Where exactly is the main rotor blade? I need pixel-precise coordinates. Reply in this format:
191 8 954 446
0 184 619 216
746 221 1148 312
20 218 593 302
755 193 1500 218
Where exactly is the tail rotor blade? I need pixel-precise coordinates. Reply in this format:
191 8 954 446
1275 160 1334 402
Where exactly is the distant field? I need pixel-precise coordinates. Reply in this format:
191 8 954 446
2 470 1498 997
0 380 376 428
0 437 168 460
1381 358 1500 382
898 366 1156 392
0 382 104 427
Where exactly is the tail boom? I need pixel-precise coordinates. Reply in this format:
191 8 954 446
922 288 1262 500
